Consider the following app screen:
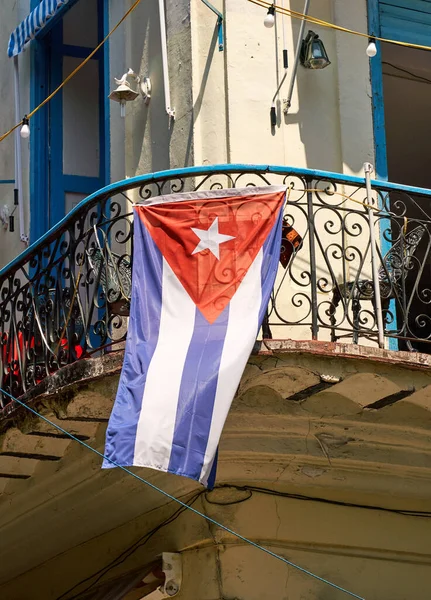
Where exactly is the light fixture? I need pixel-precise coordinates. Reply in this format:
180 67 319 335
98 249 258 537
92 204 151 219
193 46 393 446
20 115 30 139
264 4 275 28
300 30 331 69
366 38 377 58
108 68 151 118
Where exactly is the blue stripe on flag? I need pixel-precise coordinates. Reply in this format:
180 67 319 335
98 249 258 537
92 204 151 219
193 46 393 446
207 447 219 489
103 218 164 468
168 306 229 480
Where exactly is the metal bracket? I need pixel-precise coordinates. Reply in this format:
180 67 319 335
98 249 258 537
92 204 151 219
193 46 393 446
201 0 224 51
140 76 152 105
142 553 182 599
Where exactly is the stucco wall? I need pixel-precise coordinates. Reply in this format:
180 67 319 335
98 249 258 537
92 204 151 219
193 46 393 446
0 0 375 266
190 0 374 174
121 0 375 177
2 345 431 598
0 0 31 266
122 0 195 178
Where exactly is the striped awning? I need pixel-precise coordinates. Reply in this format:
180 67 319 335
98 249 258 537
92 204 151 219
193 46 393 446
8 0 74 58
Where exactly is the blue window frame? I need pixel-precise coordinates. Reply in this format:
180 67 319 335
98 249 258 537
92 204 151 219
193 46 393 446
30 0 110 242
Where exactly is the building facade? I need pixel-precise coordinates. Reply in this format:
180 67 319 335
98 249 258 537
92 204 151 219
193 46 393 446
1 1 431 599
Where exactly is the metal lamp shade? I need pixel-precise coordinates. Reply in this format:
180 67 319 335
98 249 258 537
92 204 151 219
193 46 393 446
300 31 331 69
108 82 139 103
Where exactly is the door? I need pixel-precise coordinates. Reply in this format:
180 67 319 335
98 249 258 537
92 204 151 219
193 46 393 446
31 0 109 236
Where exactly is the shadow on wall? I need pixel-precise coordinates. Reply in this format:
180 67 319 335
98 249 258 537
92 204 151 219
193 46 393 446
129 0 171 175
275 0 348 173
184 25 220 166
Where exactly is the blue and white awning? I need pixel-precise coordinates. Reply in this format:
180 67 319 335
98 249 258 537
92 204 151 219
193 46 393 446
8 0 73 58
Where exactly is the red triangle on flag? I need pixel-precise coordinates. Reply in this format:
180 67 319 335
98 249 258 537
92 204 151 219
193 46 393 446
136 191 284 323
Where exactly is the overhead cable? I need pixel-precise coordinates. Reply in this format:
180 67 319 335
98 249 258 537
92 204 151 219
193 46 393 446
0 387 365 600
0 0 144 145
247 0 431 53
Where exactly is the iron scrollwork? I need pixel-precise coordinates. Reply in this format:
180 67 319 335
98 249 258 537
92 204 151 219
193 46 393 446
1 167 431 408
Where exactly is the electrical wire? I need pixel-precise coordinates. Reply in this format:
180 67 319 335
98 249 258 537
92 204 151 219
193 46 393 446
220 485 431 518
57 492 204 600
2 0 431 148
0 387 365 600
247 0 431 53
57 482 431 598
0 0 144 146
382 61 431 86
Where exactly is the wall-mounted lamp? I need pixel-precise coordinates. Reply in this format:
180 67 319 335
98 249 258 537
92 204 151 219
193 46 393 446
20 115 30 139
366 38 377 58
108 69 151 118
264 4 275 28
300 30 331 69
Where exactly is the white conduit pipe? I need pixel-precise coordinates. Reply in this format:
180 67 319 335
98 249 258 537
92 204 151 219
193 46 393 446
158 0 175 121
364 162 385 348
284 0 310 112
13 56 28 244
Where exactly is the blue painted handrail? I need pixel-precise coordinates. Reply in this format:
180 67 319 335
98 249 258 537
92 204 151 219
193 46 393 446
0 162 429 406
2 163 431 279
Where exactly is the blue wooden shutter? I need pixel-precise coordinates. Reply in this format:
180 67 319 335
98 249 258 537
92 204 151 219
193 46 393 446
379 0 431 45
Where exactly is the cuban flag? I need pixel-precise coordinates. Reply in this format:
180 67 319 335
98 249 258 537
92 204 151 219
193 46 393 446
103 186 286 487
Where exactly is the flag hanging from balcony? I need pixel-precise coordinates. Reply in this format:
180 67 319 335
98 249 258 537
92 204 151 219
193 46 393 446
103 186 286 487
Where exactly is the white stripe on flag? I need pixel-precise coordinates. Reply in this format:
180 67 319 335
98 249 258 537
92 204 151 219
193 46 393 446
133 258 196 471
199 249 263 485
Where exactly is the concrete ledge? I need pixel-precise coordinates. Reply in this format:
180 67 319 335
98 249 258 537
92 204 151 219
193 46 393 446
255 339 431 370
2 341 431 432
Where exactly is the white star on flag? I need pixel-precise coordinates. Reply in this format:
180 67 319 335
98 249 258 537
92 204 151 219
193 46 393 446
191 217 235 260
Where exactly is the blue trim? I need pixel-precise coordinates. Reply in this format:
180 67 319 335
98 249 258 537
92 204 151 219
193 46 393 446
30 0 50 242
49 22 65 228
61 44 99 59
10 162 431 275
80 163 431 201
0 180 14 185
368 1 397 350
101 0 110 185
380 1 431 46
63 175 101 193
368 1 388 182
30 0 109 237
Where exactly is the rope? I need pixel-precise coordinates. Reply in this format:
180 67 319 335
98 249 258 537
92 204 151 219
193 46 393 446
0 386 365 600
2 0 430 145
285 186 383 213
248 0 431 53
0 0 143 145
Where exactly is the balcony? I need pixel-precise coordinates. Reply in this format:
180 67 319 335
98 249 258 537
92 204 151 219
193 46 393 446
0 164 430 408
1 165 431 599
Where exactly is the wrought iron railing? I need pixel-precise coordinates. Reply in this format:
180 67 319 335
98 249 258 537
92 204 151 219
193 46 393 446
1 164 431 408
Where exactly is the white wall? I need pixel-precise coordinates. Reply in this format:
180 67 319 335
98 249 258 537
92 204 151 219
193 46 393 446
0 0 377 270
190 0 374 175
0 0 31 265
